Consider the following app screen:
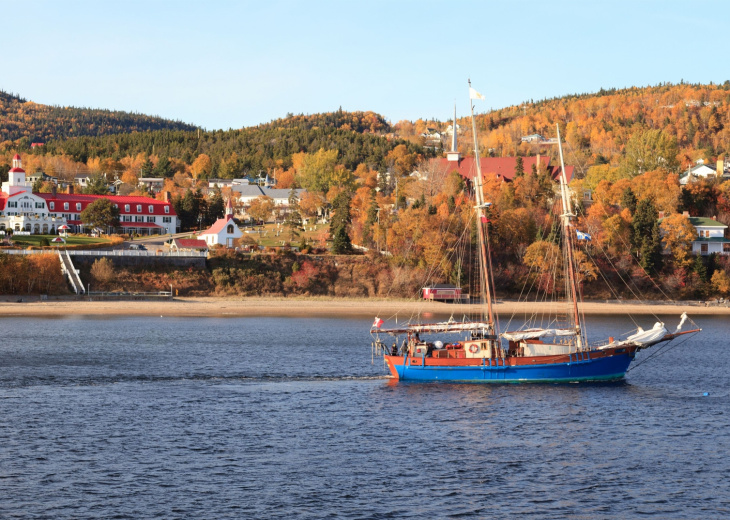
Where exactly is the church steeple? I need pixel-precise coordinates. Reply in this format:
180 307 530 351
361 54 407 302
225 197 234 217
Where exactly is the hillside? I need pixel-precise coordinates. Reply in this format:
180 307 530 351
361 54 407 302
0 90 197 145
26 110 426 178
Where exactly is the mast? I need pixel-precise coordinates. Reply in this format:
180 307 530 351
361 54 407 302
468 81 496 338
555 124 584 350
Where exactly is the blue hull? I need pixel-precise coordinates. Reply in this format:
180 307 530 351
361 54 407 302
389 351 636 383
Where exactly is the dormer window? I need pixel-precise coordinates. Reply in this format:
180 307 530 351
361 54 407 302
64 202 69 210
164 206 170 214
50 202 55 210
76 203 82 211
148 205 154 213
137 204 142 213
125 204 130 212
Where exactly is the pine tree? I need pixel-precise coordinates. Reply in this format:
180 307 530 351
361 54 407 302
330 190 353 254
362 189 378 247
621 187 637 214
140 157 155 177
284 187 304 242
515 156 525 178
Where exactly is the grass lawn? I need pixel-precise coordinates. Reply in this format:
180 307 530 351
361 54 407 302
240 222 329 248
10 234 115 247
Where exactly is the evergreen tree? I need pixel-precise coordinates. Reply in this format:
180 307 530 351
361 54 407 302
83 174 109 195
633 199 663 273
284 187 304 242
330 190 353 254
154 156 173 178
140 157 155 177
514 156 525 178
206 190 225 226
621 187 637 214
693 255 708 282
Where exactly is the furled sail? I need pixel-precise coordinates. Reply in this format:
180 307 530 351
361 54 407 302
624 322 668 346
501 328 577 341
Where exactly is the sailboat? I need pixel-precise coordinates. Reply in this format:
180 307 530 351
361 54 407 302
370 82 700 383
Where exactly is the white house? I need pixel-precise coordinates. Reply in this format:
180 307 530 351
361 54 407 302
679 160 718 185
690 217 730 255
198 216 242 247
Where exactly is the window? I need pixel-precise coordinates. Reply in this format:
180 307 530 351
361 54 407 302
135 215 144 222
35 202 45 209
701 243 709 255
137 205 142 213
163 216 171 223
76 203 82 211
125 204 130 212
724 243 730 254
8 201 17 208
227 224 234 234
164 206 170 214
148 205 154 213
147 216 155 223
50 202 55 210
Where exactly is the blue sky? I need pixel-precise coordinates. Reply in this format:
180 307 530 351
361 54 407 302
1 0 728 130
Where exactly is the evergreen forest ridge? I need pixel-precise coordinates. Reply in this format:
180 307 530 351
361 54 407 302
2 81 730 303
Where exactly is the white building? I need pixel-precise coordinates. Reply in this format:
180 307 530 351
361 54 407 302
0 155 67 233
198 216 242 247
690 217 730 255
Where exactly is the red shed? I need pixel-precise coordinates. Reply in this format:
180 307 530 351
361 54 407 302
422 284 463 302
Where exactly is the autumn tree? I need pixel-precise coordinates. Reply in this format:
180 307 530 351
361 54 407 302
248 195 275 223
660 213 697 269
191 153 212 179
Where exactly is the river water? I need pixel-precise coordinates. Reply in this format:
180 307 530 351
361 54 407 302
0 314 728 519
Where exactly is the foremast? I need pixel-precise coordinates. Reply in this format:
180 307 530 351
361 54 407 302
468 80 499 347
555 124 586 351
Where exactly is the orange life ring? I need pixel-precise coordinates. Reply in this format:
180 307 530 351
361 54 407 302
469 344 478 354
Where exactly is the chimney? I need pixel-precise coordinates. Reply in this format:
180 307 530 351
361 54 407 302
164 191 171 202
537 153 541 173
51 185 57 198
67 185 74 195
658 211 665 219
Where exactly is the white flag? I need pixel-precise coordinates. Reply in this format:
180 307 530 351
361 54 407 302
469 87 485 100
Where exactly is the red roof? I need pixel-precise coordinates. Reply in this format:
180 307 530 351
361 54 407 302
200 216 235 236
9 167 25 173
432 155 573 183
175 239 208 249
37 193 177 216
12 154 21 160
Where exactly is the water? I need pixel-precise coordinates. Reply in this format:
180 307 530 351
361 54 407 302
0 314 728 519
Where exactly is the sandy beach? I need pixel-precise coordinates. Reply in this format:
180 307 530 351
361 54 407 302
1 296 728 319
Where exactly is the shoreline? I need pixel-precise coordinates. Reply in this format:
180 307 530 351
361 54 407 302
1 296 729 319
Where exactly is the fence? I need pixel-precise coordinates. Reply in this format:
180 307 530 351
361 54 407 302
87 290 173 300
0 249 206 258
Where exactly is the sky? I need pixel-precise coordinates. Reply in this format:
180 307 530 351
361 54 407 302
1 0 728 130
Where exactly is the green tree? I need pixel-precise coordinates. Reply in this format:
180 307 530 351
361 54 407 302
83 174 109 195
619 129 680 177
298 148 339 195
206 190 225 226
80 198 120 231
154 156 173 178
140 157 155 177
632 198 663 273
514 156 524 178
362 189 378 247
620 187 637 214
330 190 353 254
284 187 304 242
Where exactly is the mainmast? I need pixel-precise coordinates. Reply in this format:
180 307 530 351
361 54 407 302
555 124 585 350
468 81 497 339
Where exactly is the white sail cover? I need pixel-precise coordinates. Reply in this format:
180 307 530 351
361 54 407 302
501 328 576 341
624 322 668 346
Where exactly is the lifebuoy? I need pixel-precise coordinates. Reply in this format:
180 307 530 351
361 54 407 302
469 344 478 354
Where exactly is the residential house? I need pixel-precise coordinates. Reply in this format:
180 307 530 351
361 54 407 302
690 217 730 256
679 160 718 185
